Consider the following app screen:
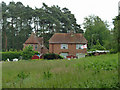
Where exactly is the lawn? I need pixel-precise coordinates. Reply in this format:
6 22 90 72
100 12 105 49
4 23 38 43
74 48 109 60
2 53 119 88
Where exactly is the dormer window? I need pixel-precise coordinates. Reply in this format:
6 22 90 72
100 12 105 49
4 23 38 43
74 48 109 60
61 44 68 49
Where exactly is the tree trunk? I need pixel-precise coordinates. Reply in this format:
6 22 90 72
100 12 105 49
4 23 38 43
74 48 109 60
5 32 7 51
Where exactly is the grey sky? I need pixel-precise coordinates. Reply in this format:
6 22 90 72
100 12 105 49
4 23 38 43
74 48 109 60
2 0 120 29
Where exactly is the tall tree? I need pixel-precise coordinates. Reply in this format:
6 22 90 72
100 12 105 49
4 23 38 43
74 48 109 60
2 2 83 50
83 15 110 49
2 1 8 51
2 1 33 50
111 15 120 52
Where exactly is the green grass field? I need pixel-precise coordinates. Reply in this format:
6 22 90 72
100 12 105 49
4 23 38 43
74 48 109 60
2 54 119 88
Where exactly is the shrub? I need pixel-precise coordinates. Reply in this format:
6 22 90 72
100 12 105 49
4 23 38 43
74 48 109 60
110 49 117 54
17 71 30 88
92 45 106 50
43 71 52 79
92 40 106 50
43 53 63 60
34 51 40 55
21 45 35 60
1 51 22 61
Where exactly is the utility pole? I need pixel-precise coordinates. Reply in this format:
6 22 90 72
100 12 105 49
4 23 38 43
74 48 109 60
118 1 120 52
118 2 120 87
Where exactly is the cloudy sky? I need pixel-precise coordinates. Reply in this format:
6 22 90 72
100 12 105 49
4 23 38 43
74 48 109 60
2 0 120 29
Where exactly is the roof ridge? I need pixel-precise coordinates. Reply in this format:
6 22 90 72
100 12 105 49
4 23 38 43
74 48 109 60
49 33 87 44
25 32 40 44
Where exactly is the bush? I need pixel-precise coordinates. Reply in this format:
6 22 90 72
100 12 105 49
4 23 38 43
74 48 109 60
21 45 36 60
92 45 106 50
1 51 22 61
34 51 40 55
92 40 106 50
1 46 39 61
110 49 117 54
43 53 63 60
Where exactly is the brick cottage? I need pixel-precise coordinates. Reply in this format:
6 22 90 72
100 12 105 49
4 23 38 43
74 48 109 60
49 33 88 58
23 32 48 54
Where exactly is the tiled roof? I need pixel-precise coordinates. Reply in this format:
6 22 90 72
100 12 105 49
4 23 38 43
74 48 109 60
42 46 49 54
49 33 87 44
38 37 43 44
25 32 43 44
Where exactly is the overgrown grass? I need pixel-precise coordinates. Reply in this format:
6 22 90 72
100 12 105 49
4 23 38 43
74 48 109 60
2 54 119 88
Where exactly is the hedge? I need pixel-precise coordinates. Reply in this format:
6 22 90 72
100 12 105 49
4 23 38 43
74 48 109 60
1 51 22 61
43 53 63 60
1 50 39 61
1 51 62 61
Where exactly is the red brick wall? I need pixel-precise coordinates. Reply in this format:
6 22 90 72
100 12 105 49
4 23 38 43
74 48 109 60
23 44 48 54
49 43 87 56
23 44 41 53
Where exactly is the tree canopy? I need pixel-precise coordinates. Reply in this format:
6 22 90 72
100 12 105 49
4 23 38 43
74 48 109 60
83 15 111 50
1 1 83 50
1 1 118 52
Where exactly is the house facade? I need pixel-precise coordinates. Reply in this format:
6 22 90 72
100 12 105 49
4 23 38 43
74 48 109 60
49 33 87 58
23 32 48 54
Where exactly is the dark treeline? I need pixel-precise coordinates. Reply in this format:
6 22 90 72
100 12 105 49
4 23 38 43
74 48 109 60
1 1 118 52
2 1 83 50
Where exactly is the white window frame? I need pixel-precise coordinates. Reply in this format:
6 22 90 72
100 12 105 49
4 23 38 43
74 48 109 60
61 44 68 49
76 44 82 49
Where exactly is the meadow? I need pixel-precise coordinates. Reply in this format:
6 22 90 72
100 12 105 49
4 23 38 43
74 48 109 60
2 54 119 88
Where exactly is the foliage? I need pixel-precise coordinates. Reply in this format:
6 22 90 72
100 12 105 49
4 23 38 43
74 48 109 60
2 1 33 50
34 51 40 55
21 45 35 60
43 53 63 60
2 1 83 50
109 49 118 54
17 71 30 88
83 15 110 49
1 51 22 61
2 54 118 88
1 46 39 61
43 71 52 79
111 15 119 52
17 71 30 80
92 40 106 50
